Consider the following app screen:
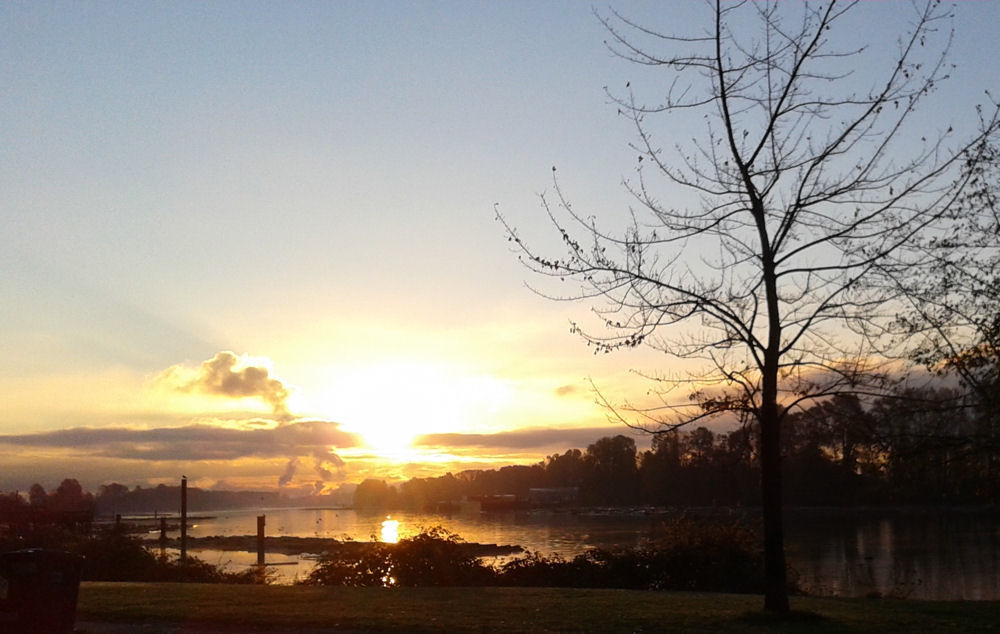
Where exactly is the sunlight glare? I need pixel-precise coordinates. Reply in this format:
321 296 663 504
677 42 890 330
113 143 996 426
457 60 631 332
381 517 400 543
318 360 512 457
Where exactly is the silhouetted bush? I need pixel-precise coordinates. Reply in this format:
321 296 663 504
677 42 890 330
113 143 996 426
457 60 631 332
0 522 79 553
147 551 274 584
498 517 765 593
302 526 493 587
1 525 272 584
388 527 494 586
498 550 579 587
78 528 274 583
76 528 161 581
303 520 767 593
302 541 393 586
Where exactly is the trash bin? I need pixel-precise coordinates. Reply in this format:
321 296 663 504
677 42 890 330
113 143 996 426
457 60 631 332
0 549 84 633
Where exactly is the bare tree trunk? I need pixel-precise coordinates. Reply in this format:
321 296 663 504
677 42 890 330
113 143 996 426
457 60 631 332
759 208 788 612
760 403 788 612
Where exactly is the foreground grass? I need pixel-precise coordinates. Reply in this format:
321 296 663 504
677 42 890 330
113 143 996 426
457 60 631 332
76 582 998 632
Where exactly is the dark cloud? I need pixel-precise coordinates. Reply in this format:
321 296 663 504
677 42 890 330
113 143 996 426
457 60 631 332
0 420 360 465
414 426 641 452
554 384 578 397
163 352 293 420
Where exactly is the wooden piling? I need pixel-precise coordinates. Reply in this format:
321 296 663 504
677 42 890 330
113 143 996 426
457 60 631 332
257 514 266 566
180 476 188 563
159 516 167 549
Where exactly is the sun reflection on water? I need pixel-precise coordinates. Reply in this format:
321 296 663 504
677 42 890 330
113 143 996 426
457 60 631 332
381 517 400 543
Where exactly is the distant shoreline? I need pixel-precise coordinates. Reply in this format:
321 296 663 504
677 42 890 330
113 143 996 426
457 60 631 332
106 502 999 520
143 534 524 557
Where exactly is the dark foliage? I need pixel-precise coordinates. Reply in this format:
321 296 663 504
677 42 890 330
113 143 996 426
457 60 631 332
499 517 765 593
0 524 271 584
303 521 766 593
361 385 999 511
302 527 493 587
76 528 271 583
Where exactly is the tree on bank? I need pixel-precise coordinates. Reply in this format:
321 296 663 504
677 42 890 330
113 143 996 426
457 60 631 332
889 141 1000 498
499 0 998 613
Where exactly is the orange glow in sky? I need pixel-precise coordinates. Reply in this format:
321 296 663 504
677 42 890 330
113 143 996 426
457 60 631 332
2 1 998 493
310 360 514 454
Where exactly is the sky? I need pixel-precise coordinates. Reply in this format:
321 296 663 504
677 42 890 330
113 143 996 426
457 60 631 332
2 1 999 495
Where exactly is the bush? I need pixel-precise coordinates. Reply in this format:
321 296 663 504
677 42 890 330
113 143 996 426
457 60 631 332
302 541 393 586
389 527 494 586
496 517 765 592
2 525 273 584
304 519 767 593
302 526 492 587
76 528 161 581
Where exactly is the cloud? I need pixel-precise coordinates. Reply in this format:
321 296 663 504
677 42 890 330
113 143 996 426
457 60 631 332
161 352 293 420
554 384 578 397
281 449 345 489
312 449 344 481
278 457 299 487
0 420 361 487
414 426 642 452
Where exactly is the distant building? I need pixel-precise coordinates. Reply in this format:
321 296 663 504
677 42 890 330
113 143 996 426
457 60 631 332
527 487 579 507
475 494 520 512
430 497 481 514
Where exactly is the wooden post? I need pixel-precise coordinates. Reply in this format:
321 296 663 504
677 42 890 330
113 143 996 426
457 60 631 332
159 517 167 549
256 514 266 566
180 476 188 563
114 514 121 530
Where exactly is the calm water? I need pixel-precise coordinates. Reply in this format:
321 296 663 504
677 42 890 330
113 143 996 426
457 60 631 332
175 507 999 599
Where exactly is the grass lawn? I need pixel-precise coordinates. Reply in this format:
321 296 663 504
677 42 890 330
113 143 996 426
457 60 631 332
76 582 999 632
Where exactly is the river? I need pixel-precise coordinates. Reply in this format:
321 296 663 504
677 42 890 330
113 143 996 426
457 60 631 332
166 506 999 600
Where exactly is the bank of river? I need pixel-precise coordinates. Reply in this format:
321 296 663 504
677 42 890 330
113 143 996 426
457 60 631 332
134 506 999 600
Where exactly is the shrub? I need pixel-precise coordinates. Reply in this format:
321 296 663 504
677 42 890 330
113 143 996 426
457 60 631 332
2 525 272 584
302 526 492 587
301 541 393 586
303 519 766 593
497 517 765 593
389 527 493 587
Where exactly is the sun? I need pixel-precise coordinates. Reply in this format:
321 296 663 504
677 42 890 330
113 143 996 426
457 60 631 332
317 360 512 458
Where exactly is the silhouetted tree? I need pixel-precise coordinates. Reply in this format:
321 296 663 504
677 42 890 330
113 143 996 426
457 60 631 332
639 433 682 505
868 387 980 502
890 141 1000 498
500 1 999 612
584 435 639 505
50 478 94 513
353 479 398 510
96 482 130 515
28 483 47 508
543 449 588 489
781 394 880 504
98 482 129 500
0 491 27 513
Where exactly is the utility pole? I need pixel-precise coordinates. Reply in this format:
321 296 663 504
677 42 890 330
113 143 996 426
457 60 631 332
180 476 188 563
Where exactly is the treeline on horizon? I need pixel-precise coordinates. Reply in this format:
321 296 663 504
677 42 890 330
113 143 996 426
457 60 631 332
358 388 999 510
0 480 354 519
2 385 995 516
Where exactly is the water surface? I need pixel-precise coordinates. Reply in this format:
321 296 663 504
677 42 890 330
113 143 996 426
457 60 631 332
171 507 998 599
